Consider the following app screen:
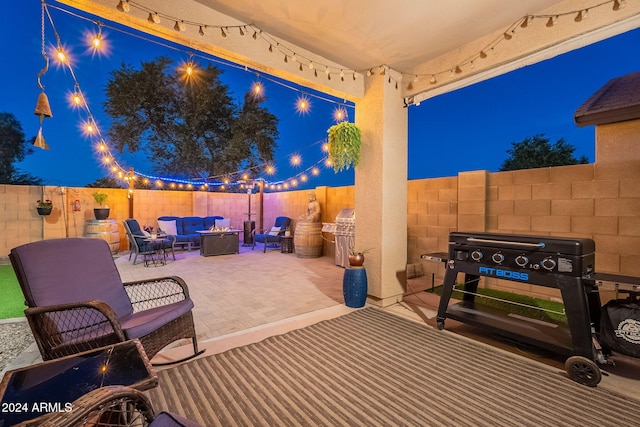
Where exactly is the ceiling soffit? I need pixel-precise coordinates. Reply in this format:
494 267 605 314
58 1 640 104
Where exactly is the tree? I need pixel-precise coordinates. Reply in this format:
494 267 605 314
86 177 125 189
0 112 43 185
104 56 278 180
500 134 589 171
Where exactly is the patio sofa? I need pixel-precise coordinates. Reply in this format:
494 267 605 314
158 216 224 251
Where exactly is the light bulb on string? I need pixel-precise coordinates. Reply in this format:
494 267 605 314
70 88 83 107
311 167 320 176
322 142 329 153
55 45 68 64
265 164 275 175
148 12 161 24
90 28 103 51
252 81 263 97
116 0 130 13
290 154 302 167
296 95 310 114
300 174 308 182
333 107 347 123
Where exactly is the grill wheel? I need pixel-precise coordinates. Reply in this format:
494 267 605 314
565 355 602 387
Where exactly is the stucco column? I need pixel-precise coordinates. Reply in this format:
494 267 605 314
354 71 408 306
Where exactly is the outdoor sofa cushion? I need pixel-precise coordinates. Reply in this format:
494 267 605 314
157 215 224 249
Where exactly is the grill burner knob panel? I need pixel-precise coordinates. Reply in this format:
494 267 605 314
492 252 505 264
541 257 557 271
515 255 529 267
471 250 483 261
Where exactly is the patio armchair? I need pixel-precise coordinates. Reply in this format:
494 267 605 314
124 218 176 265
19 385 201 426
9 237 204 364
252 216 292 252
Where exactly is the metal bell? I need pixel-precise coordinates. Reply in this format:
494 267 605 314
34 92 53 118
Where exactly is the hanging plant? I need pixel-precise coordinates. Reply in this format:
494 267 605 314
327 122 362 173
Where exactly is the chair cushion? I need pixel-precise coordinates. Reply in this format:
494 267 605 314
151 411 202 427
10 238 134 318
158 220 178 236
120 299 194 339
254 233 281 243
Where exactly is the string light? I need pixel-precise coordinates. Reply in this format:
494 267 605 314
296 95 310 114
116 0 130 13
148 12 161 24
38 1 353 192
290 154 302 167
55 45 68 63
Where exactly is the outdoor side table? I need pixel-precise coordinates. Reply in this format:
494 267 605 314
0 339 157 426
343 266 368 308
143 236 169 267
281 235 294 253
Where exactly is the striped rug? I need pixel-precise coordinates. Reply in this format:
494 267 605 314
147 308 640 426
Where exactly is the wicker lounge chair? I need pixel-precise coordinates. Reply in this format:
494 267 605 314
18 385 201 426
9 237 204 364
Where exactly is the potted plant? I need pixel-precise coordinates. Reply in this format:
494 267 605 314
348 246 371 267
92 191 110 220
36 199 53 216
327 121 362 173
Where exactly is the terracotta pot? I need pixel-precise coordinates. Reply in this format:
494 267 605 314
348 253 365 267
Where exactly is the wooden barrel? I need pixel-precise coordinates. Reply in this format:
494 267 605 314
84 219 120 254
294 221 323 258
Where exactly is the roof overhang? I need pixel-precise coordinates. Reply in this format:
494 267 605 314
58 0 640 104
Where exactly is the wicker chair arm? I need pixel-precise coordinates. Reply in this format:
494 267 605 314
25 300 124 336
24 301 127 361
123 276 191 312
17 385 156 427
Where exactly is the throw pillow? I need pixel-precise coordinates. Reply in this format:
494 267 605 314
268 226 281 236
158 219 178 236
216 218 231 228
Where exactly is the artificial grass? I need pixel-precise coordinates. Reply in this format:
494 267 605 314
0 265 26 319
427 284 567 325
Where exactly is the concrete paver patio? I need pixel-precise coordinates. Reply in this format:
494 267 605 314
115 244 347 343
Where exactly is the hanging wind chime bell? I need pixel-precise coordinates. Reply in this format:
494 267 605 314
34 92 52 150
34 2 52 150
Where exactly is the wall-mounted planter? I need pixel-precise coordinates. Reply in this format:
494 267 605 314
37 207 52 216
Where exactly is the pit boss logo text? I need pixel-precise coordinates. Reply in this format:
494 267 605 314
478 266 529 281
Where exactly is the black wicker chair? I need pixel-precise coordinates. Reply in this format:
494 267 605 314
9 238 203 364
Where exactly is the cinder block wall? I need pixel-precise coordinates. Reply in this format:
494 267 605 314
2 159 639 304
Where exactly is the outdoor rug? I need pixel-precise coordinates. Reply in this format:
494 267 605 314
147 308 640 426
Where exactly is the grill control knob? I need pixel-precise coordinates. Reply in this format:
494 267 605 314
541 257 557 271
515 255 529 267
471 250 483 261
492 252 505 264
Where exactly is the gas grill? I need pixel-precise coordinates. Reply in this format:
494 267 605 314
434 232 616 385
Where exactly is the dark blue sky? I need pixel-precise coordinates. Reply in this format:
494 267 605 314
3 2 639 189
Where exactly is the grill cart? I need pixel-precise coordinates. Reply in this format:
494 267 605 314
429 232 640 387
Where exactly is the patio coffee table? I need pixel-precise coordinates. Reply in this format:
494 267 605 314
197 230 240 256
0 339 157 426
